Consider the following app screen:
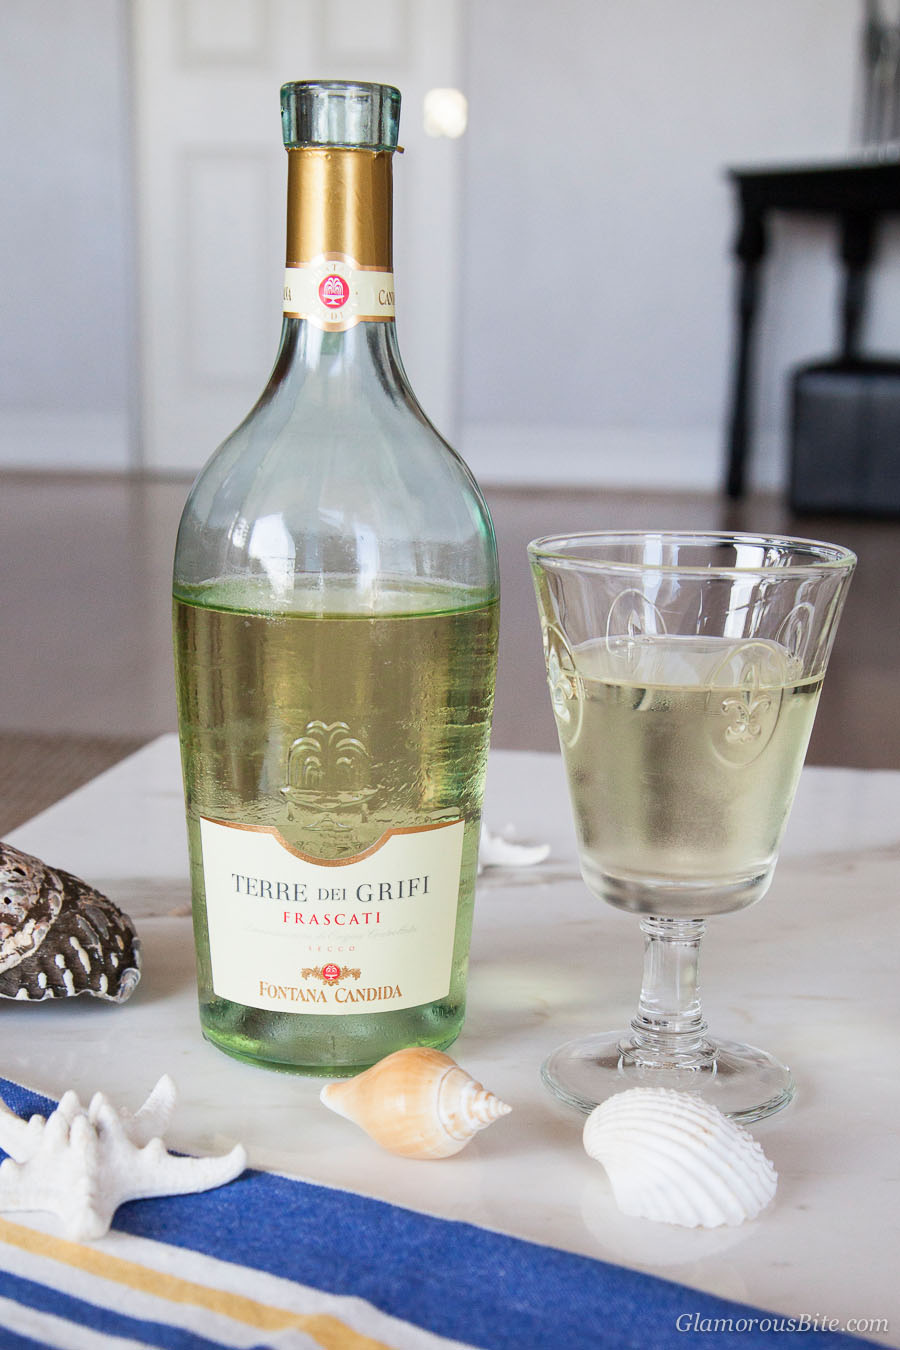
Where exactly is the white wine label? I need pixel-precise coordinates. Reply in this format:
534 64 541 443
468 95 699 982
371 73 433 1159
199 816 465 1014
283 255 394 330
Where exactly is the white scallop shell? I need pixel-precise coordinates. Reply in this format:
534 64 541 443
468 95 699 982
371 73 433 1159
583 1088 777 1227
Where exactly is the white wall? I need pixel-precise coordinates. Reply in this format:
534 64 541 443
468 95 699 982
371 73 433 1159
2 0 898 490
0 0 134 470
459 0 900 491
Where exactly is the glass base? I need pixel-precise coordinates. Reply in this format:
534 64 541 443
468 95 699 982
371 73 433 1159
541 1031 794 1124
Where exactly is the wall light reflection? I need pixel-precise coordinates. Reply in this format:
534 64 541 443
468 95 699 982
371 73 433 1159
423 87 468 139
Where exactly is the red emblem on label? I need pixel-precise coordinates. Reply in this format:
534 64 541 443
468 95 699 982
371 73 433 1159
318 274 350 309
321 962 341 982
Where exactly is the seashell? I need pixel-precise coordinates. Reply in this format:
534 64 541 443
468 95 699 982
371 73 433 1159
0 841 140 1003
320 1047 511 1159
0 1076 246 1241
583 1088 777 1227
479 823 550 872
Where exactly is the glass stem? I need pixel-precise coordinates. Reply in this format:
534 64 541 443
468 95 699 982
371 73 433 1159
627 916 714 1069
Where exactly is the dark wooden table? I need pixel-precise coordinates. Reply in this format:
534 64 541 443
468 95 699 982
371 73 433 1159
724 159 900 497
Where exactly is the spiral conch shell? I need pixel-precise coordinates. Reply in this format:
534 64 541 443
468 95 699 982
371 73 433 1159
583 1088 777 1227
320 1048 512 1159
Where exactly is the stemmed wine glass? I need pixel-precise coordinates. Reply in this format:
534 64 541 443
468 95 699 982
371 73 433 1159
529 531 855 1122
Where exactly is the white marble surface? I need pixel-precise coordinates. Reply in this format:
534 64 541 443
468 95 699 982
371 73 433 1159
7 736 900 1343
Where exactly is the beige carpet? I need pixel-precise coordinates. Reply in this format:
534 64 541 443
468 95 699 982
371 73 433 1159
0 732 148 837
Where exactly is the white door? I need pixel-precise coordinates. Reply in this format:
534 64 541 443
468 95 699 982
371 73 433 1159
131 0 465 473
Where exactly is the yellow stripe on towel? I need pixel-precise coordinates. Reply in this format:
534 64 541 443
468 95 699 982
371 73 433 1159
0 1216 396 1349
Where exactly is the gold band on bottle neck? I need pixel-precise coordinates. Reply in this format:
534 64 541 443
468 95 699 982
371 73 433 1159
285 149 393 269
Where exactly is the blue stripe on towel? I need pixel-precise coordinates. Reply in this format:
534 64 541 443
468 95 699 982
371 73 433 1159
0 1082 57 1120
114 1170 880 1350
0 1078 880 1350
0 1266 235 1350
0 1332 68 1350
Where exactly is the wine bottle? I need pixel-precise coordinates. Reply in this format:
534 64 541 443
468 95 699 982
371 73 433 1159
173 81 499 1075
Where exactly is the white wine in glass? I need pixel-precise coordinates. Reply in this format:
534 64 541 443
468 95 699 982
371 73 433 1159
562 634 822 917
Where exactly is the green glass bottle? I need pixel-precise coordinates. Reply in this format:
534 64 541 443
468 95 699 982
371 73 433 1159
173 81 499 1075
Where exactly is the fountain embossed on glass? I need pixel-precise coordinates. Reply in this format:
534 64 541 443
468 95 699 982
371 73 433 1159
529 531 855 1122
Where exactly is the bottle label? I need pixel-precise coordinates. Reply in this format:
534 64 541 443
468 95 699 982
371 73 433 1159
283 254 395 330
199 816 465 1014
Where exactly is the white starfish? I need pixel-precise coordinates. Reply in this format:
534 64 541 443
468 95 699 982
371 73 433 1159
0 1077 246 1241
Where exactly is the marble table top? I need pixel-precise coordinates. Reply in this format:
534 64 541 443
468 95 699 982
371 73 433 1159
7 736 900 1344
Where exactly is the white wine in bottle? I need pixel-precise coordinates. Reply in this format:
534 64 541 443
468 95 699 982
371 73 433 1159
173 81 499 1075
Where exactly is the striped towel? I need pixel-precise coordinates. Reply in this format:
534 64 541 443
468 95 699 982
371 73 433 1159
0 1077 878 1350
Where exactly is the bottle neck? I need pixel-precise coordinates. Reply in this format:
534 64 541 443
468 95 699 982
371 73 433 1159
278 147 403 389
283 148 395 333
270 317 410 396
285 148 393 270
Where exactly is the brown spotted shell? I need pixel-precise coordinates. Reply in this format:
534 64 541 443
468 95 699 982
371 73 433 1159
0 842 141 1003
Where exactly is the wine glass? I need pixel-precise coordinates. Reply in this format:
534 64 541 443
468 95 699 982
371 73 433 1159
528 531 855 1122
